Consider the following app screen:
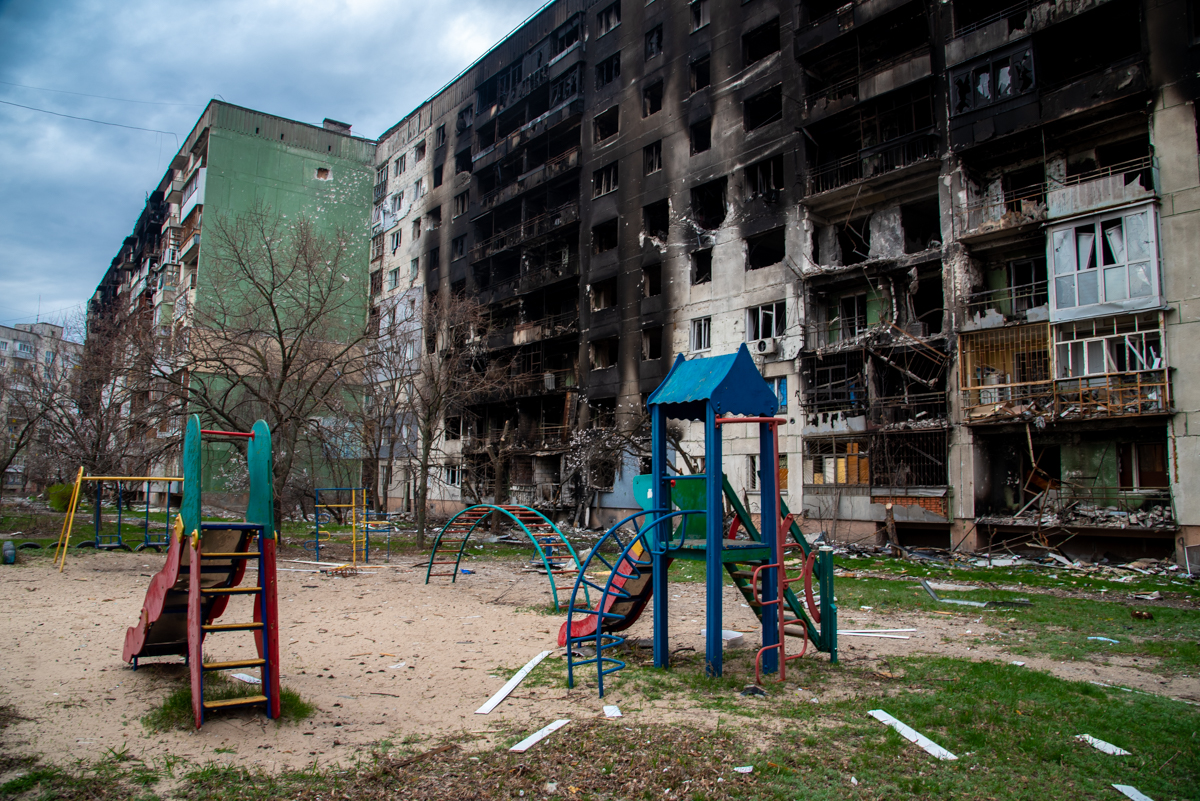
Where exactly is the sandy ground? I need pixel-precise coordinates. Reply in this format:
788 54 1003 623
1 549 1196 774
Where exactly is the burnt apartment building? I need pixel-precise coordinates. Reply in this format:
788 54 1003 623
372 0 1199 561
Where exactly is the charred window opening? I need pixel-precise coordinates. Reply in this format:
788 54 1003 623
1035 2 1142 87
455 149 472 174
744 85 783 131
690 56 711 93
550 65 581 105
433 165 444 187
594 106 619 143
690 0 710 31
742 17 780 66
746 227 785 270
1119 441 1169 489
450 278 466 297
910 270 945 335
451 235 466 260
748 300 786 340
595 53 621 89
691 248 713 284
435 124 446 149
456 105 474 133
591 277 618 310
952 0 1028 35
444 417 462 440
591 398 617 428
643 199 669 241
597 2 621 36
553 17 581 56
838 293 870 339
415 140 427 162
453 191 469 218
873 430 948 487
426 206 442 230
643 263 662 297
804 351 867 413
592 218 619 254
690 178 726 229
1066 136 1151 185
593 162 619 198
642 326 664 360
746 154 784 201
643 80 664 117
690 117 712 154
951 44 1034 116
591 336 620 369
839 220 871 265
900 199 941 254
644 140 663 174
645 25 663 60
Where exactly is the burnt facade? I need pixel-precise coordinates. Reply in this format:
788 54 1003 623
372 0 1200 560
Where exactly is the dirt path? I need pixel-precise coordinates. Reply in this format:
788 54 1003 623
1 550 1194 774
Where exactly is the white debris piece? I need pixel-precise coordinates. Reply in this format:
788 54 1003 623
868 709 958 761
1111 785 1154 801
476 650 551 714
509 719 570 752
603 705 622 718
1076 734 1130 756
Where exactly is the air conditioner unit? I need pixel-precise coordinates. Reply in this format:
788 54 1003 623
753 337 779 355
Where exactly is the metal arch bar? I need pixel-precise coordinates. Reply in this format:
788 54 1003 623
424 504 583 612
200 429 254 438
713 416 787 426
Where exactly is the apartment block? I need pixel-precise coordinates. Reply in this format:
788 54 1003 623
372 0 1199 561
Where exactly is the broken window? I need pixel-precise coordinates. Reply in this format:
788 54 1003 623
691 248 713 284
872 430 948 487
550 65 581 105
394 154 406 176
390 232 401 253
594 106 619 143
1054 315 1163 379
642 80 663 117
415 140 427 162
453 191 469 218
412 219 421 240
593 162 619 198
742 17 780 66
838 294 869 339
371 234 384 261
1050 205 1157 313
804 439 869 486
900 198 941 254
744 85 783 131
426 207 441 230
444 417 462 440
950 43 1034 116
435 124 446 149
690 117 712 154
456 105 474 133
592 218 619 254
644 141 663 174
432 165 444 188
413 176 426 198
391 192 404 213
316 167 330 180
412 257 421 278
444 465 461 486
772 377 788 411
455 149 472 174
591 277 618 310
690 178 726 229
690 56 711 93
426 247 441 272
595 53 621 90
643 199 669 241
746 227 785 270
596 2 621 36
748 300 786 340
643 263 662 297
690 0 710 31
746 154 784 200
370 266 383 294
642 326 664 360
591 336 620 369
645 25 663 60
553 17 581 55
452 235 466 260
690 317 711 352
1118 441 1169 489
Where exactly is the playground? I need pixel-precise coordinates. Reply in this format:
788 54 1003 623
0 347 1197 799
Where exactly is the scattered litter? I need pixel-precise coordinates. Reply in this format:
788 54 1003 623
461 569 475 575
1076 734 1130 756
388 663 406 669
868 709 958 761
476 650 552 714
603 705 622 718
230 673 261 685
701 629 745 648
1132 591 1161 600
919 579 1030 608
851 777 858 786
733 766 753 774
1131 609 1154 620
838 632 911 639
740 685 768 697
859 606 873 611
1088 636 1120 644
1011 661 1026 667
1111 785 1154 801
509 719 569 752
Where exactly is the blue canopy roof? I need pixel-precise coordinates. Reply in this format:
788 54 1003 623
646 344 779 421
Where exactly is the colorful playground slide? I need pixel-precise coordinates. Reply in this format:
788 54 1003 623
556 538 663 645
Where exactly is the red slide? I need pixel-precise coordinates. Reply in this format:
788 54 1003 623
557 542 669 645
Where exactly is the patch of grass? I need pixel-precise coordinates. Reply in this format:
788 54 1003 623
141 672 313 731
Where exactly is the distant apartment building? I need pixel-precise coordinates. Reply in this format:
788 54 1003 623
0 322 80 493
370 0 1199 562
91 101 376 497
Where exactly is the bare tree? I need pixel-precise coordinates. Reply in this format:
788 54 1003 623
160 203 371 520
401 293 512 547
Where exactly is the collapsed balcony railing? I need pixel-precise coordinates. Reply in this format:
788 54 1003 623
803 46 931 114
964 280 1048 323
981 484 1176 530
963 370 1170 422
808 131 938 194
471 202 579 262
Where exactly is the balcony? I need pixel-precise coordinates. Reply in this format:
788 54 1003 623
803 47 932 123
473 98 583 172
795 0 915 54
164 180 184 205
978 485 1176 532
1047 156 1154 220
488 311 579 350
470 202 579 263
478 148 580 213
179 233 201 264
962 280 1049 331
808 131 939 195
373 178 389 204
951 182 1047 241
510 367 578 397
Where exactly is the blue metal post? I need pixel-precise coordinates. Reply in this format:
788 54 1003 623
704 404 723 677
759 423 779 674
650 404 670 669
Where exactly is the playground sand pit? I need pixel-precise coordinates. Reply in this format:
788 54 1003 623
2 548 1196 775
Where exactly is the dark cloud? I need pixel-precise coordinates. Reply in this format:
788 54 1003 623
0 0 548 329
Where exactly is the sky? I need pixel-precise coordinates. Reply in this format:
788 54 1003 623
0 0 549 335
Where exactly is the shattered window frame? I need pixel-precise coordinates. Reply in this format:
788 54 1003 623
644 140 663 174
747 300 787 340
1048 202 1159 320
645 24 664 60
690 316 712 352
595 52 622 90
690 0 710 32
689 55 711 93
950 43 1035 117
593 162 620 198
597 2 621 37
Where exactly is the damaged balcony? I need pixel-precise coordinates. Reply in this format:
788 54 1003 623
470 202 580 263
478 146 581 213
959 314 1169 424
795 0 920 53
800 2 932 123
